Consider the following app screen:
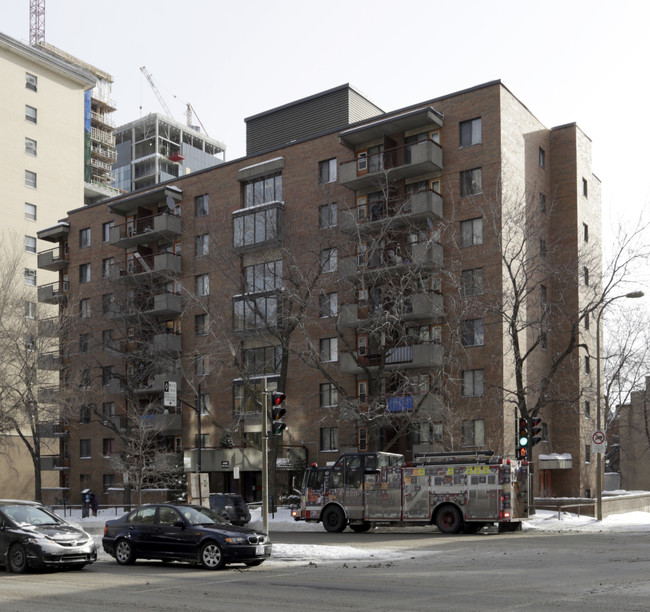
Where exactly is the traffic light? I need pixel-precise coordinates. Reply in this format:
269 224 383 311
270 391 287 435
530 417 542 447
517 417 529 447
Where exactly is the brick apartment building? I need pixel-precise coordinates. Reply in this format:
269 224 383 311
36 81 602 505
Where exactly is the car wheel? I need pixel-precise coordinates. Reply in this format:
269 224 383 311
245 560 264 567
349 522 371 533
435 504 462 534
199 541 225 570
115 539 136 565
8 543 28 574
322 505 347 533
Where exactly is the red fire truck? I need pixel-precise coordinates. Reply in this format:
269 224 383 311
292 450 529 534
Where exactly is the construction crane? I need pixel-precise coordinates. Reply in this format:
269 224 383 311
140 66 175 120
185 103 210 137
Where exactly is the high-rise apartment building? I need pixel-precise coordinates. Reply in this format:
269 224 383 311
0 31 96 499
36 81 601 506
112 114 227 193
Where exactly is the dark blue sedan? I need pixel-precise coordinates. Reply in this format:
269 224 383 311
102 503 271 570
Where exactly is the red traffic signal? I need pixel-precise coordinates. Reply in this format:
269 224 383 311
271 391 286 406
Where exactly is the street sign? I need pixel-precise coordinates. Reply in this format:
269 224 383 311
163 380 177 407
592 430 606 454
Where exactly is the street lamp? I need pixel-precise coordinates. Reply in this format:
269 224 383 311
595 290 644 520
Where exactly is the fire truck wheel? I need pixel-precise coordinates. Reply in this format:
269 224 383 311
322 505 347 532
349 522 371 533
435 504 462 534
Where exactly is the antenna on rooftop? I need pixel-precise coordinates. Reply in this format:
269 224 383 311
29 0 46 46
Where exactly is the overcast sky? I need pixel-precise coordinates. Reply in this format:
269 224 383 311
5 1 649 231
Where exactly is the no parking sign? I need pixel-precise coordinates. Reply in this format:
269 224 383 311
592 430 606 454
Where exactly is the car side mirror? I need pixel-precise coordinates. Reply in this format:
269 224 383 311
173 520 186 529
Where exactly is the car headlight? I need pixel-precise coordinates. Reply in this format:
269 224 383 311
224 537 247 544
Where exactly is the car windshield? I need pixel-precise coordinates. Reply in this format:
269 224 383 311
2 505 63 526
179 506 229 526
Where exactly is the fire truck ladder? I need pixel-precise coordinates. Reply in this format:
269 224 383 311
414 450 498 465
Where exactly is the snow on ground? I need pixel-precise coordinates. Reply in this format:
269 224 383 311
59 504 650 565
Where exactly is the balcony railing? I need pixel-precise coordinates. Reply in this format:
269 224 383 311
109 212 182 249
37 280 69 304
139 412 183 435
109 252 181 282
339 292 443 327
37 352 65 370
40 455 70 470
340 140 443 191
37 247 68 272
339 342 444 374
109 292 183 320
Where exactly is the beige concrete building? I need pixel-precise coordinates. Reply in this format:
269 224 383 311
0 31 95 499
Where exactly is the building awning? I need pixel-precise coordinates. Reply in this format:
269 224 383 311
538 453 573 470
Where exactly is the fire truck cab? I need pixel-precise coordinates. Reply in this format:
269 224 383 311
293 450 528 534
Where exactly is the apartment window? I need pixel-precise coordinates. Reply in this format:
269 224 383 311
584 266 589 286
584 312 590 330
540 238 547 258
320 427 339 451
319 158 337 184
79 263 90 283
25 203 37 221
80 439 91 458
25 72 38 91
319 292 338 318
102 329 113 348
25 235 36 253
539 147 546 168
460 168 482 197
80 298 91 318
25 105 37 123
25 137 37 156
461 268 483 296
585 444 591 464
459 117 482 147
24 301 36 319
103 474 115 490
585 401 591 418
199 393 210 416
540 192 546 214
80 369 91 389
102 221 114 242
320 337 338 362
585 355 590 374
319 202 338 228
102 294 114 314
79 228 91 249
461 319 484 347
583 178 588 197
583 223 589 242
195 233 209 257
102 257 114 279
412 422 443 444
102 402 115 421
461 218 483 247
25 170 37 188
541 285 547 310
462 369 484 397
243 346 281 375
195 313 208 335
79 334 90 353
358 427 368 451
102 439 115 457
233 295 278 331
320 383 338 408
320 248 337 273
195 274 210 296
244 260 283 292
102 366 113 386
462 419 485 447
541 330 548 350
195 194 209 217
244 173 282 208
24 268 36 286
233 207 282 248
194 354 208 377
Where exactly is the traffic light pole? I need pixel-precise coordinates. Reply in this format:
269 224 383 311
262 379 270 535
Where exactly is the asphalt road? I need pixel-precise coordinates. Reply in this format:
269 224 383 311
2 530 650 611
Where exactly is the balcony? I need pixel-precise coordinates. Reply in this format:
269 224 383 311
339 292 443 328
109 213 182 249
339 342 444 374
38 317 60 337
134 374 182 397
103 415 127 431
109 252 181 282
385 393 444 417
340 140 442 191
151 332 182 354
37 280 68 304
37 386 59 404
340 190 443 235
36 422 69 438
37 247 68 272
109 293 183 320
40 455 69 471
37 351 64 370
340 241 443 280
184 447 263 473
139 412 182 435
232 201 284 253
